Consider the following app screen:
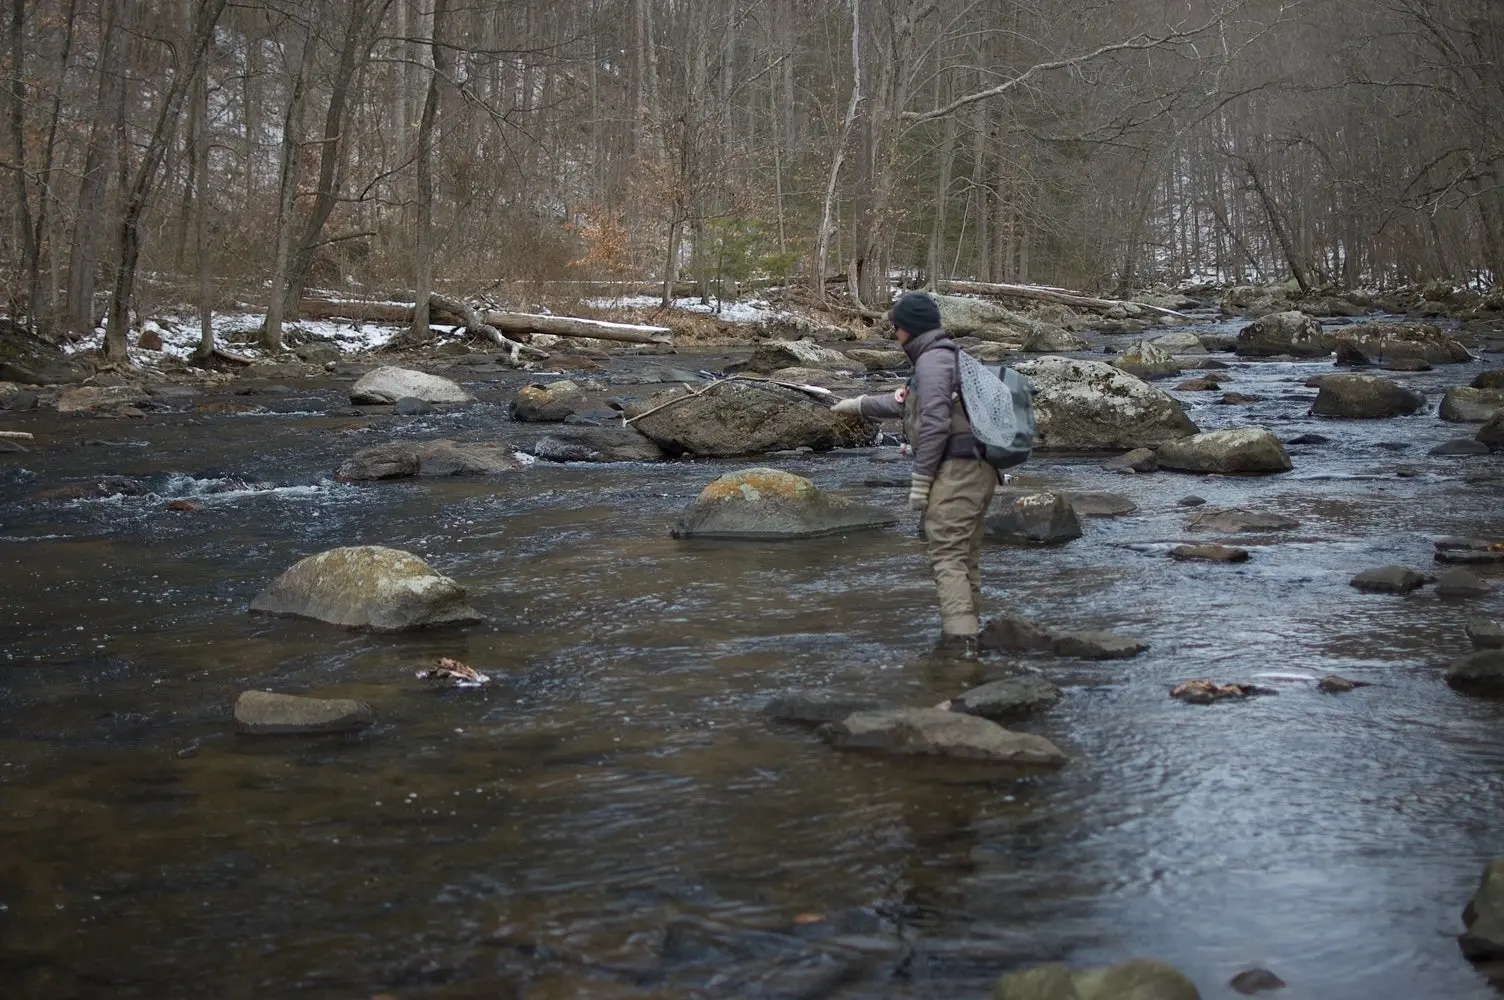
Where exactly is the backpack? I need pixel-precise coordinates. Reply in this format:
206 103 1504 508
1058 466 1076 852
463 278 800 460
955 351 1036 470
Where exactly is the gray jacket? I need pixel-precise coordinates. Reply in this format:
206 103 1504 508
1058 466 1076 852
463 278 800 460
855 327 972 478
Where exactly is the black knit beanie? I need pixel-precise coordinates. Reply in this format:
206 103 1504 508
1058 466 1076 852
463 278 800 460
890 292 941 335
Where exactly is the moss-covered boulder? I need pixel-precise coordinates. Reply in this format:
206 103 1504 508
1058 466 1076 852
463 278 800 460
672 468 897 540
249 545 483 630
626 381 872 457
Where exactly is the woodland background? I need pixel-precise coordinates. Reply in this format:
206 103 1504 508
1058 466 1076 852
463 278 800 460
1 0 1501 358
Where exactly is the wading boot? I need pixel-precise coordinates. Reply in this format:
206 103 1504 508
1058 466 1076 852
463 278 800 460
936 632 979 661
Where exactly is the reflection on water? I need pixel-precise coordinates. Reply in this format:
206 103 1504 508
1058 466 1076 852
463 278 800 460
1 343 1503 998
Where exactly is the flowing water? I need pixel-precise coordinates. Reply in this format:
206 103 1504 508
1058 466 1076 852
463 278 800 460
1 326 1502 999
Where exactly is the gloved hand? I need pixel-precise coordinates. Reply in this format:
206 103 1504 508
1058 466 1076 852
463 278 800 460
908 473 934 512
831 397 862 415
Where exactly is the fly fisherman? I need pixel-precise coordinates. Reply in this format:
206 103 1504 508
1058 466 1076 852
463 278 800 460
832 292 998 654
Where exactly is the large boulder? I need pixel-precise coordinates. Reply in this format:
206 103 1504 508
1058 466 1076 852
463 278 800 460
1460 861 1504 962
1221 284 1289 318
0 320 90 384
995 959 1201 1000
1235 311 1325 358
1112 340 1181 380
1021 326 1088 353
1481 411 1504 450
727 339 857 374
1446 650 1504 696
337 439 526 480
1332 322 1472 366
844 349 908 371
935 294 1027 339
1155 429 1292 475
1474 370 1504 390
249 545 483 630
822 708 1067 765
1151 331 1208 355
1441 387 1504 423
985 492 1083 545
672 468 897 540
233 690 374 735
1010 357 1198 451
1310 374 1425 418
1470 618 1504 650
510 380 585 422
350 366 473 404
625 381 872 457
1350 565 1428 594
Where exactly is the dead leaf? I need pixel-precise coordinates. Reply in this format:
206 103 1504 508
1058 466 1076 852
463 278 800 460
794 913 825 925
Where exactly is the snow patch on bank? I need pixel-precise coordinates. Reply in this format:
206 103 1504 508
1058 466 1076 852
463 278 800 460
586 294 776 324
63 310 418 360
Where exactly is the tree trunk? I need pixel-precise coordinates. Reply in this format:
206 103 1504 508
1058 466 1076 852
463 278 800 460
103 0 229 361
7 0 37 328
814 0 861 301
262 32 312 352
65 0 125 337
27 0 78 337
408 0 447 343
192 62 213 358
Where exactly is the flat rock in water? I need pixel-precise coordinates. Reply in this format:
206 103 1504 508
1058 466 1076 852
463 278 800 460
337 439 525 479
1009 357 1199 451
672 468 896 540
822 708 1066 765
56 385 150 414
1437 568 1492 598
843 349 908 371
978 614 1055 653
1469 618 1504 650
1440 387 1504 423
1431 439 1492 456
1446 650 1504 695
1171 543 1250 563
1310 374 1425 418
1350 565 1428 594
950 677 1062 720
350 366 473 405
996 959 1201 1000
1104 447 1157 473
1064 491 1138 516
763 691 884 726
727 339 857 374
1187 509 1300 533
1318 674 1370 693
233 690 374 735
1155 428 1292 474
525 427 665 463
985 492 1083 545
1052 630 1149 660
626 381 872 457
249 545 483 630
1461 861 1504 962
392 396 436 416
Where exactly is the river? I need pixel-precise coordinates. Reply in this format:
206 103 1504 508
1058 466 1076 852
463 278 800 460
1 319 1501 998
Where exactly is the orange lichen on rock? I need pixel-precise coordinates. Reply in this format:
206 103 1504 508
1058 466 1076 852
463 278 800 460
697 468 818 505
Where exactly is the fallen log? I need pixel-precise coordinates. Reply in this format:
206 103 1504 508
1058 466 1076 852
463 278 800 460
428 293 547 362
0 430 34 440
296 297 672 346
937 280 1191 319
479 310 673 346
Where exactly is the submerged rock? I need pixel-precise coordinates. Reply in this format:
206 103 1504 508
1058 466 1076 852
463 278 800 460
1437 568 1492 598
626 381 872 457
950 677 1062 720
1155 428 1292 475
1171 679 1277 704
822 707 1066 764
1310 374 1425 419
1171 543 1250 563
1010 357 1198 451
985 492 1082 545
392 396 436 416
1431 439 1492 457
977 614 1148 660
1440 387 1504 423
978 614 1055 654
1317 675 1371 694
1236 310 1325 358
1445 650 1504 695
1052 631 1149 660
672 468 897 540
337 439 526 479
510 380 585 422
349 366 473 404
1112 340 1181 380
1350 566 1428 594
1461 861 1504 962
995 958 1201 1000
728 339 856 374
249 545 483 630
763 691 884 726
524 427 665 463
1187 509 1300 533
1229 967 1287 995
233 690 374 735
1469 618 1504 650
